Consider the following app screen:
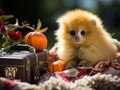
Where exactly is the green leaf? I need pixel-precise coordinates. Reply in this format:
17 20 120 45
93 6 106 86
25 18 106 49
37 19 42 30
0 34 8 48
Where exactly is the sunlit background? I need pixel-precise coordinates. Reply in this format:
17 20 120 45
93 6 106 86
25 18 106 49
0 0 120 49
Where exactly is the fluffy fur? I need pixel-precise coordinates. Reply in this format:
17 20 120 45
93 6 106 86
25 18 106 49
55 9 118 69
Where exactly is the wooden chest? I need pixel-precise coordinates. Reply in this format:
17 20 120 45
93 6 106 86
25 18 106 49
0 48 49 83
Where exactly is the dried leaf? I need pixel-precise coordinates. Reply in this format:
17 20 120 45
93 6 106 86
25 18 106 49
6 24 20 32
0 15 13 21
26 26 35 30
14 19 19 26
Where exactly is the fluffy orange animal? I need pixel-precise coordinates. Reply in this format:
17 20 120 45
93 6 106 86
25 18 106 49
55 9 119 69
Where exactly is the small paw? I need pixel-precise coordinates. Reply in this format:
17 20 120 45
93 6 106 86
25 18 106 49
78 60 91 67
65 61 78 69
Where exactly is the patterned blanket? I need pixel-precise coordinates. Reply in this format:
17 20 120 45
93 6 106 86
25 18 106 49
47 45 120 82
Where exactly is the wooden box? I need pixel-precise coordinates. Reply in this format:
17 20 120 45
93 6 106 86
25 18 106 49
0 45 49 83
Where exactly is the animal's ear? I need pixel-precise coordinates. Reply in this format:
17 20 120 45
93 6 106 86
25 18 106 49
91 19 96 26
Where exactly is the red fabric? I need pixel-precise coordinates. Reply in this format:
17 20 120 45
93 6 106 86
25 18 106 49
55 67 92 82
54 58 120 82
0 78 17 90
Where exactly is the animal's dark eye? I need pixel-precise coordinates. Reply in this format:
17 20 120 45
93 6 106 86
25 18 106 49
70 30 76 36
80 30 86 35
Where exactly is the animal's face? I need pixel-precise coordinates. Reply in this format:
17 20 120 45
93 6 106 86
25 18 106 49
61 17 96 45
68 27 87 44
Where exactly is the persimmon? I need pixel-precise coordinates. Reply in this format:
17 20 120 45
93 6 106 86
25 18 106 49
24 19 48 51
48 60 66 73
24 31 47 51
